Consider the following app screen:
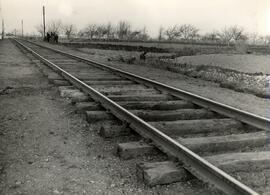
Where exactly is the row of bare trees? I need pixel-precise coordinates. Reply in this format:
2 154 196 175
78 21 149 41
158 24 199 41
34 20 270 45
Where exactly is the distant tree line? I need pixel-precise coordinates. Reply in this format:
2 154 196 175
31 19 270 46
78 21 149 41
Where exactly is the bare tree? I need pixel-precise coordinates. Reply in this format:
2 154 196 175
259 36 270 45
218 27 234 45
96 24 108 39
179 24 199 40
128 30 140 40
84 24 97 39
248 33 259 45
201 31 220 42
218 25 246 45
126 27 149 41
105 22 115 39
116 21 131 40
77 30 85 38
138 26 149 41
202 33 215 41
47 20 63 34
35 24 44 37
230 25 246 42
62 24 77 39
164 24 199 41
164 25 181 40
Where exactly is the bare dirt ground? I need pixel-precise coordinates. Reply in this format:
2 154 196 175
0 40 222 194
36 42 270 119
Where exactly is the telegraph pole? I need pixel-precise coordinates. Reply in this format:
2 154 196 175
0 0 4 39
14 29 18 37
21 19 23 37
1 19 4 39
42 6 46 38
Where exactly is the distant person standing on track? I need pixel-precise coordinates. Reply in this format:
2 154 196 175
49 32 59 43
46 32 51 42
54 33 59 43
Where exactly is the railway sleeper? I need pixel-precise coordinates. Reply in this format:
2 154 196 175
75 100 195 113
70 75 123 81
99 88 159 96
55 61 92 65
66 71 117 75
150 118 243 136
46 58 77 62
136 161 192 186
107 94 175 102
63 68 103 72
48 73 64 80
70 93 91 103
56 86 89 102
40 68 55 77
92 84 148 91
58 87 90 102
59 66 97 70
117 100 196 110
178 131 269 155
53 62 89 65
130 109 221 122
58 85 75 90
116 141 159 160
98 124 132 138
75 102 103 113
85 110 116 122
84 80 134 85
66 72 112 76
53 80 71 86
205 151 270 173
59 89 81 98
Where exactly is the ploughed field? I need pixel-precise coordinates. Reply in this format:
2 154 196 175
173 53 270 74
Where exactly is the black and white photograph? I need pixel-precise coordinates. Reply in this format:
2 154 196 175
0 0 270 194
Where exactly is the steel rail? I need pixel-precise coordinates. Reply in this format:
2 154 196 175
22 39 270 132
13 38 259 195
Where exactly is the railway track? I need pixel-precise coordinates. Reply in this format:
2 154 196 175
12 38 270 194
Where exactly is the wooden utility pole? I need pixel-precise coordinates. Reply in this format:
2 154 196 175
1 19 4 39
21 19 23 37
14 29 18 37
42 6 46 38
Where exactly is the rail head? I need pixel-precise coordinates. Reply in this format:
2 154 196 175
13 38 260 195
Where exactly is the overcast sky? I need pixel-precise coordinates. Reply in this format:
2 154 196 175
1 0 270 37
